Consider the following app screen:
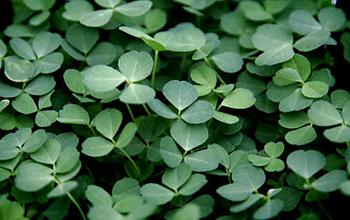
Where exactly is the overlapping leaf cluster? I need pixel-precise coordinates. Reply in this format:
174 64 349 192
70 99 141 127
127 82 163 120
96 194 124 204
1 0 350 219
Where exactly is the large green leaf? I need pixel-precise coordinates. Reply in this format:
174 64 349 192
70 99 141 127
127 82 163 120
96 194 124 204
91 108 122 140
239 0 272 21
80 9 113 27
47 181 78 198
308 100 343 126
22 0 55 10
82 136 114 157
253 199 284 220
318 7 346 32
163 80 198 111
162 164 192 191
11 93 38 115
15 162 54 192
57 104 90 125
221 88 256 109
85 185 113 207
4 56 35 82
160 136 183 168
312 170 347 193
287 150 326 179
181 100 214 124
118 50 153 83
170 119 208 151
324 125 350 143
23 129 47 153
154 22 206 52
9 38 36 60
115 1 152 17
147 99 177 119
116 122 137 148
63 0 94 21
86 42 118 66
24 75 56 96
184 149 220 172
141 183 175 205
83 65 126 92
64 69 86 94
211 52 243 73
0 140 19 160
119 84 155 104
252 24 294 66
66 24 99 54
179 174 208 196
285 125 317 146
32 31 62 58
30 139 61 164
56 147 80 173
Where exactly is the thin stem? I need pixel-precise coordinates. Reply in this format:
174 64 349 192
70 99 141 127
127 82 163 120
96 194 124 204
53 178 86 220
66 191 87 220
151 50 159 88
125 103 136 123
118 147 141 179
312 191 334 220
86 124 97 136
142 104 151 116
204 57 226 85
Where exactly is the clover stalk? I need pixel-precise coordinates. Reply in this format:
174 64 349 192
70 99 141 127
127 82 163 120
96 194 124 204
151 50 159 88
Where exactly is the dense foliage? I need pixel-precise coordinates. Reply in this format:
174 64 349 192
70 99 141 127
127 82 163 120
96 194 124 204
1 0 350 219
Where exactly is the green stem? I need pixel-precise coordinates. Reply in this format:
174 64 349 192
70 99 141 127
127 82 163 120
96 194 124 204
118 147 141 179
66 191 87 220
151 50 159 88
312 191 334 220
125 103 136 123
204 57 226 85
86 124 97 136
180 53 187 72
54 178 86 220
142 104 151 116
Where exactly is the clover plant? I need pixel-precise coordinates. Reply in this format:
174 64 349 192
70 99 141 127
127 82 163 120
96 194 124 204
1 0 350 219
